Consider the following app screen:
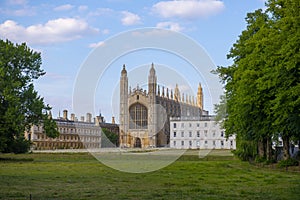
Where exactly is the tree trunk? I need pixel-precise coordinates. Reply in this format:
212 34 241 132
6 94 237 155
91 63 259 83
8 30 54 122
282 135 290 160
257 139 265 158
266 137 273 161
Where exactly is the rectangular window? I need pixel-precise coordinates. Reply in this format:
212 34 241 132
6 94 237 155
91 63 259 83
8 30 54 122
189 141 192 146
189 123 192 127
189 131 192 137
204 122 207 127
173 123 176 128
230 140 233 146
197 123 200 127
181 123 184 128
213 131 216 137
213 140 216 146
221 141 224 146
197 131 200 137
196 141 200 147
173 141 176 146
204 130 208 137
221 131 224 137
173 132 176 137
205 140 208 145
181 141 184 146
181 132 184 137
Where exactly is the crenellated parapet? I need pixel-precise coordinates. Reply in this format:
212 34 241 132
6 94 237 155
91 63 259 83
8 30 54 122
154 83 199 107
130 84 147 97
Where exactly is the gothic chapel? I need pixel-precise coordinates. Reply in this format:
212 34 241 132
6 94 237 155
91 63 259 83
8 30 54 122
119 63 207 148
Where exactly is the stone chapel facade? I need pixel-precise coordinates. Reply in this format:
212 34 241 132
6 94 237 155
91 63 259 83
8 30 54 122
119 63 207 148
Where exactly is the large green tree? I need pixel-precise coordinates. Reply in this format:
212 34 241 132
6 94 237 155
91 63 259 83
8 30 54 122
0 39 59 153
215 0 299 161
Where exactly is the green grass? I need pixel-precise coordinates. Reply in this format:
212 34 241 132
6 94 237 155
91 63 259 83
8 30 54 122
0 150 299 199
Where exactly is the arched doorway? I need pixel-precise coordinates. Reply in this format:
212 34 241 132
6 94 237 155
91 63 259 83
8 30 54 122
134 137 142 148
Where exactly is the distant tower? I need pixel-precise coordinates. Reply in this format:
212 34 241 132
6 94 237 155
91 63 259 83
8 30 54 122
197 83 203 110
119 64 129 147
148 63 157 146
48 111 52 119
63 110 68 120
174 84 180 102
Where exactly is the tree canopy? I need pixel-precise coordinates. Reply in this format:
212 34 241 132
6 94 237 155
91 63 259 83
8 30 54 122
0 39 59 153
215 0 300 161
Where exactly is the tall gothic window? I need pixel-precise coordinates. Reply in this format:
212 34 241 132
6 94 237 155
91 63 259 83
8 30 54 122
129 103 148 129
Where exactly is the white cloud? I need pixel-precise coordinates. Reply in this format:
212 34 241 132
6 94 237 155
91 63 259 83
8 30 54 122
102 29 110 34
54 4 74 11
0 18 99 45
121 11 141 26
156 21 183 32
89 41 105 48
88 8 113 16
153 0 225 19
78 5 88 12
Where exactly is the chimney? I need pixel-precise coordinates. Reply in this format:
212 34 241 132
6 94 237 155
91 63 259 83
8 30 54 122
70 113 75 121
112 116 115 124
63 110 68 120
86 113 92 123
80 116 85 122
95 116 100 126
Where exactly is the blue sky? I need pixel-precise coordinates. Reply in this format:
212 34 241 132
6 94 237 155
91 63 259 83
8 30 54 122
0 0 266 122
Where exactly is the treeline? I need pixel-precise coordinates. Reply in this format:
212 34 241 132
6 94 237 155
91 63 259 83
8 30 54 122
215 0 300 162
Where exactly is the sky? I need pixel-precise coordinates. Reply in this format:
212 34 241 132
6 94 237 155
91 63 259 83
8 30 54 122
0 0 267 122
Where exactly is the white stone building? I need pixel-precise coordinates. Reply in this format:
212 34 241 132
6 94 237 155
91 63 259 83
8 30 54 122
170 116 236 149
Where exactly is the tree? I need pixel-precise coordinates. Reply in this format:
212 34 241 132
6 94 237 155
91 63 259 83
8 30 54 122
0 39 59 153
101 128 119 147
215 0 300 161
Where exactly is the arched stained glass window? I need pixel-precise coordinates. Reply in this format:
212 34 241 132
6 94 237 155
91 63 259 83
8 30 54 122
129 103 148 129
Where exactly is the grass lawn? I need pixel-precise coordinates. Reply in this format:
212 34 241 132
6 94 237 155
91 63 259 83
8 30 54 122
0 150 299 199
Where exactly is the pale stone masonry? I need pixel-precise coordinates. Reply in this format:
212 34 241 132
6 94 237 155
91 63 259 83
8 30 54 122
25 110 119 150
119 63 207 148
170 116 236 150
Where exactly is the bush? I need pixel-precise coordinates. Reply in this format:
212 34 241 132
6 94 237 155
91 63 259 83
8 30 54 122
12 136 31 154
234 140 257 161
254 156 276 165
255 156 266 163
277 158 299 168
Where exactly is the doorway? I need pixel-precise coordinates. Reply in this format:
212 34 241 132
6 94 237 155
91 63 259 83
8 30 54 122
134 137 142 148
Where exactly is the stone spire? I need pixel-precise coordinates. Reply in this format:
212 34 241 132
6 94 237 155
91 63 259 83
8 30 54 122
148 63 157 147
167 88 169 98
120 64 129 147
197 83 203 110
121 64 127 75
148 63 157 95
174 84 180 102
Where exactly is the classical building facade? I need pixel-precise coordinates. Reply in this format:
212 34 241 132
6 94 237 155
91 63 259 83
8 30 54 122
170 116 236 149
119 64 207 148
25 110 119 150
